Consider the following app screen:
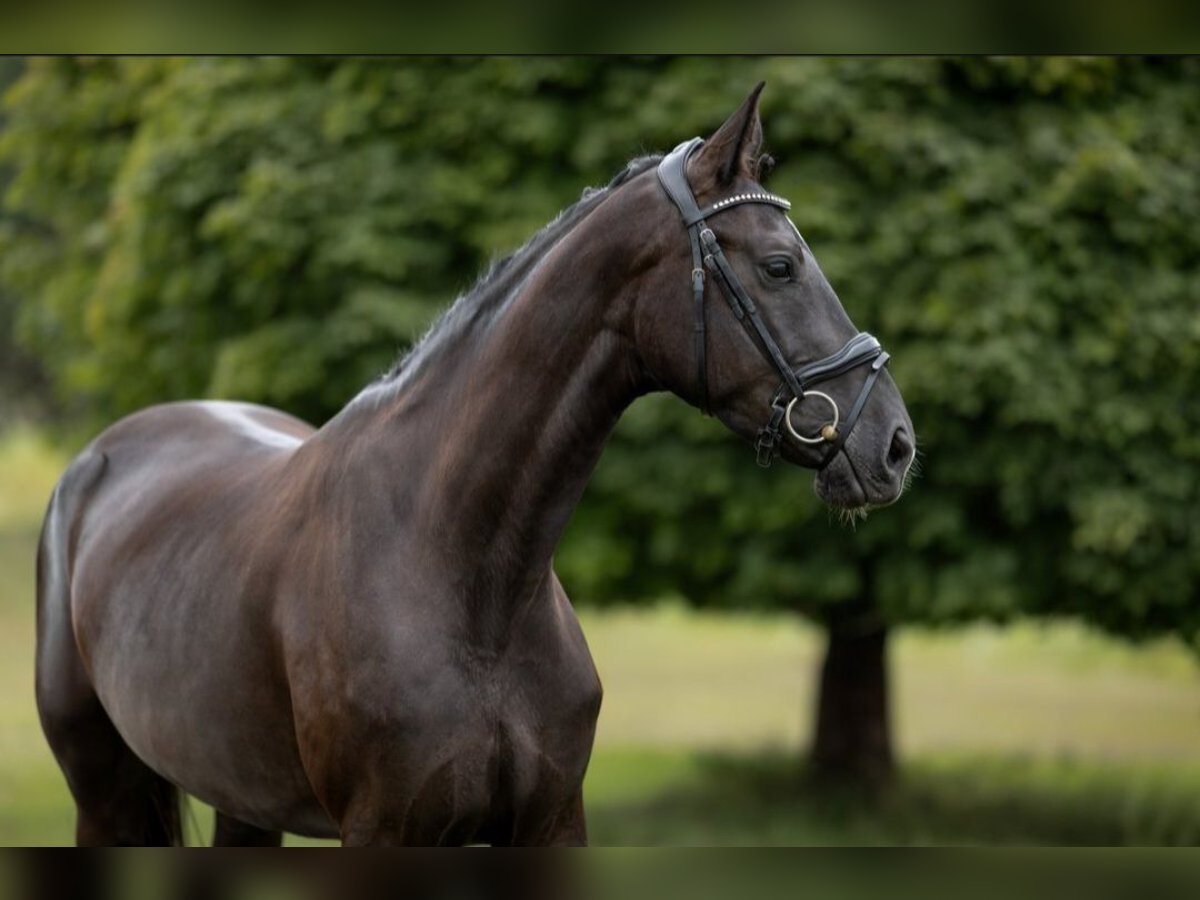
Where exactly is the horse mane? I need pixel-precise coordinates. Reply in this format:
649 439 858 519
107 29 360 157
360 153 662 401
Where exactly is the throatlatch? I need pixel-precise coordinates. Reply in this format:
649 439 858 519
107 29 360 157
656 138 890 468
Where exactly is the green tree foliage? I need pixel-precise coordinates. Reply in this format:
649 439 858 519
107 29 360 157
2 57 1198 649
1 57 675 424
0 56 53 423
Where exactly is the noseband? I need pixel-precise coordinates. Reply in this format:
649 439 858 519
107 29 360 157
656 138 891 468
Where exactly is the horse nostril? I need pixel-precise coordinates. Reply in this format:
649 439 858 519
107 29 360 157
887 427 912 471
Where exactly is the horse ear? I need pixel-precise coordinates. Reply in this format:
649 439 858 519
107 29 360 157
689 82 765 191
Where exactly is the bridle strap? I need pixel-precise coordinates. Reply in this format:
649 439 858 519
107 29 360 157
688 217 708 414
768 333 884 406
658 139 710 412
699 227 805 400
820 350 889 466
656 138 706 223
793 332 882 385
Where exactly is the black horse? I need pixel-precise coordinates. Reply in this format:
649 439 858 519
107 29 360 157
36 85 914 846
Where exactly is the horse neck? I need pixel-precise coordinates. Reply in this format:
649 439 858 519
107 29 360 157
320 191 651 621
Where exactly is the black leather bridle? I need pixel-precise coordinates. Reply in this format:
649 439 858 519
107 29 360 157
656 138 891 468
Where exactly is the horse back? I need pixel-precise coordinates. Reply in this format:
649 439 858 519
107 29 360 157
48 400 316 598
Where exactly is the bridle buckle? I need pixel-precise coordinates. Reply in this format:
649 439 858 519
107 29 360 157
754 428 780 468
754 400 789 468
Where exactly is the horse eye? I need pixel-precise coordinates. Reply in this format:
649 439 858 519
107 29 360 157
764 259 793 281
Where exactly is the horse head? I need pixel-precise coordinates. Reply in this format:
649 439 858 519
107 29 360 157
630 84 916 511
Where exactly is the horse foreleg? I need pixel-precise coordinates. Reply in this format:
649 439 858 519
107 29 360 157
212 811 283 846
502 792 589 847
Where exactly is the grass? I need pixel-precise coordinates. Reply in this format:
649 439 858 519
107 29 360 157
2 427 1200 846
585 749 1200 845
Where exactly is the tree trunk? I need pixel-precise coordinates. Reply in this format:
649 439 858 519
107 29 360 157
809 598 895 791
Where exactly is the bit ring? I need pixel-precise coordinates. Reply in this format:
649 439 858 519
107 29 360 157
785 391 839 444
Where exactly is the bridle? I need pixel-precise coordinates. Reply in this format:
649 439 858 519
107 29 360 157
656 138 891 468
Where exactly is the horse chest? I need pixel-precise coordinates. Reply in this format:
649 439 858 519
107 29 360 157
304 616 602 844
415 651 600 798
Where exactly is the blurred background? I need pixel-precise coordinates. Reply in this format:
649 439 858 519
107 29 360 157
1 56 1199 846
